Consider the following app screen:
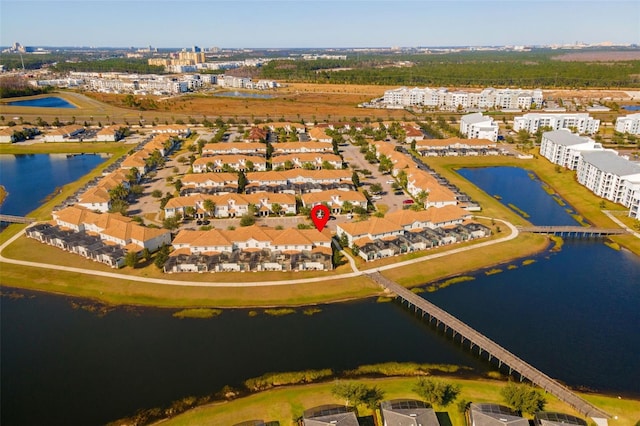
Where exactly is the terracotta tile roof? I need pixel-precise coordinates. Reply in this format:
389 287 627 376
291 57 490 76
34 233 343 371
272 142 333 153
301 189 366 205
308 127 331 141
338 217 403 237
202 142 266 154
181 172 238 185
272 153 342 164
78 186 111 204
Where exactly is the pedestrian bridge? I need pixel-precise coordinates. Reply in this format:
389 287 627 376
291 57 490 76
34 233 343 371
518 226 626 237
0 214 35 224
368 271 611 423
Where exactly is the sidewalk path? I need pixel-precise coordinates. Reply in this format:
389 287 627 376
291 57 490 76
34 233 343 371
0 217 518 288
602 210 640 239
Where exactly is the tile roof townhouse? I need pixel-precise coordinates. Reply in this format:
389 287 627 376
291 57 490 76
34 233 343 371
0 125 40 143
307 127 333 142
96 126 120 142
149 124 191 137
272 142 334 154
192 155 267 172
52 205 171 252
406 168 458 208
336 204 481 261
301 189 368 213
271 153 342 170
265 122 307 133
415 137 499 156
164 225 332 272
27 206 171 267
180 172 239 194
164 192 297 218
44 125 85 142
201 142 267 156
76 169 132 212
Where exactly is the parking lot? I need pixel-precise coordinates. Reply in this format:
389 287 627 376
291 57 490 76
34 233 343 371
340 139 409 213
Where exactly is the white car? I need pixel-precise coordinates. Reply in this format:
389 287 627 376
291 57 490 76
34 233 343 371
386 180 394 184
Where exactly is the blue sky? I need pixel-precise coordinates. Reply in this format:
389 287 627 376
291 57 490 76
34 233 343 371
1 0 639 48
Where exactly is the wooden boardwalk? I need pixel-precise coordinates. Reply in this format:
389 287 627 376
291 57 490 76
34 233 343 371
518 226 626 237
0 214 35 224
369 272 611 421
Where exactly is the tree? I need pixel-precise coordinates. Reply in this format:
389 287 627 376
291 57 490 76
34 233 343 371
413 378 461 408
370 183 383 195
203 199 217 218
163 214 181 230
245 160 255 172
341 200 354 214
141 248 151 262
237 171 248 193
500 382 546 415
239 214 255 227
331 382 385 415
109 183 128 201
124 251 138 268
126 167 139 184
174 179 183 193
151 189 163 198
351 171 360 187
109 199 129 215
271 203 282 216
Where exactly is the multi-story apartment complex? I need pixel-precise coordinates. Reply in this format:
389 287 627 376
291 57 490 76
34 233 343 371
459 112 499 141
615 113 640 135
576 151 640 217
539 130 605 170
381 87 543 110
513 113 600 134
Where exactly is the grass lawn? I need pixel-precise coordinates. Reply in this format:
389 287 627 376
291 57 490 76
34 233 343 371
154 376 640 426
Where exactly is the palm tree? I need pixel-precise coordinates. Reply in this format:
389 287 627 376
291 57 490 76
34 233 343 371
203 199 217 218
271 203 282 216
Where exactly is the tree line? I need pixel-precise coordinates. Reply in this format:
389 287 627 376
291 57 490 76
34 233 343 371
260 50 640 88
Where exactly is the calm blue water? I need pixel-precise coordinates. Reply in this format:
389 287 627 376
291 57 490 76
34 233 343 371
213 91 274 99
1 165 639 426
427 167 640 395
458 166 580 226
0 154 106 216
7 96 77 108
622 105 640 111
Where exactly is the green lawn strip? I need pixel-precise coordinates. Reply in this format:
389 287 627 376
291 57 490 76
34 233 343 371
383 233 549 288
0 262 380 308
156 376 640 426
0 142 128 155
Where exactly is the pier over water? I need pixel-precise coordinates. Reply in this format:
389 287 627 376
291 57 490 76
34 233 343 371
368 271 611 424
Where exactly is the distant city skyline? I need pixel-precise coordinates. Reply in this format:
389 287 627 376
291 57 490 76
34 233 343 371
1 0 639 49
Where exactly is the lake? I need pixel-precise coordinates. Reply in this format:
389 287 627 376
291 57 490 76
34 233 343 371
1 165 639 425
0 154 106 217
7 96 77 108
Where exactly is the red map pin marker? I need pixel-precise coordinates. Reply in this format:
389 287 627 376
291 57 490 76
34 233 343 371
310 204 330 232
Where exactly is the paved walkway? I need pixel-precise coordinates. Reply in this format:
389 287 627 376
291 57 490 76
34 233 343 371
602 210 640 239
0 217 517 287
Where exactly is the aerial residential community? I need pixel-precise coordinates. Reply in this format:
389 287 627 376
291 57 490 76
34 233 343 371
1 1 640 426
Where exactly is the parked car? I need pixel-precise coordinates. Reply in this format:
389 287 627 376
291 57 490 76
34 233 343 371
402 199 414 205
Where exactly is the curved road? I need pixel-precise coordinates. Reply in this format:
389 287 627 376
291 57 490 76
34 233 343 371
0 217 518 287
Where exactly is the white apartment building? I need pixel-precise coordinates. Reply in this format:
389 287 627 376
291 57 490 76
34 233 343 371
539 130 605 170
513 113 600 134
381 87 542 110
615 113 640 135
460 112 499 142
576 150 640 209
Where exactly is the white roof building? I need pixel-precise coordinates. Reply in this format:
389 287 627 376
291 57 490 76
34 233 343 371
577 150 640 211
460 112 499 142
539 130 605 170
513 113 600 134
615 113 640 135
